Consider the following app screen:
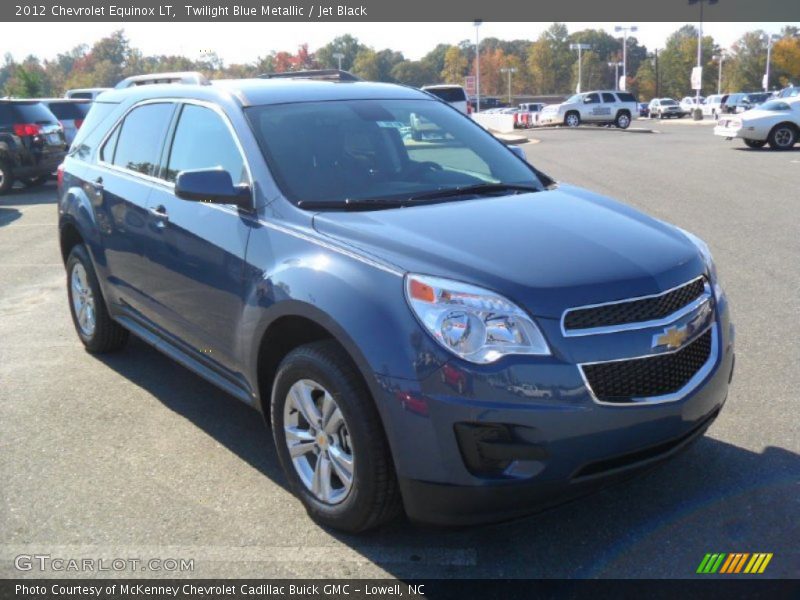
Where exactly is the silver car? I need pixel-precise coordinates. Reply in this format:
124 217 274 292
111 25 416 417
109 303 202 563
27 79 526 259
538 90 638 129
38 99 91 147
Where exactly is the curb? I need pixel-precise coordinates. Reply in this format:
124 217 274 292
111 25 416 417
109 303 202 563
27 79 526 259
532 125 656 134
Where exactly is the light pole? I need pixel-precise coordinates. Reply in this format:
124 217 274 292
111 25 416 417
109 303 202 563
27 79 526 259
569 43 591 93
763 33 779 92
608 61 624 90
474 20 482 112
332 52 344 71
500 67 517 103
614 25 638 91
712 52 726 94
688 0 719 104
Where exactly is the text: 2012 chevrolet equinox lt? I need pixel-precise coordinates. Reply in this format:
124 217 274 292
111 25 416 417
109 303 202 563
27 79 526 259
58 75 734 532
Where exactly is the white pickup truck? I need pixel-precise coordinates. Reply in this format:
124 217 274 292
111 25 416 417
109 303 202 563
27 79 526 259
539 90 638 129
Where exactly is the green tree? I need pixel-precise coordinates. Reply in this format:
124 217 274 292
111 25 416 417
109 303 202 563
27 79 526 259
526 23 573 94
352 48 380 81
658 25 719 98
727 30 767 92
441 46 468 84
390 60 437 88
315 35 364 71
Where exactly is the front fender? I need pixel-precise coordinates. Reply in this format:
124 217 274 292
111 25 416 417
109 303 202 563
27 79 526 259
238 217 449 398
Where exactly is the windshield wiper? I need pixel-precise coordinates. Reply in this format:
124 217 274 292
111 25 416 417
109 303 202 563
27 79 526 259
296 183 542 211
407 182 541 202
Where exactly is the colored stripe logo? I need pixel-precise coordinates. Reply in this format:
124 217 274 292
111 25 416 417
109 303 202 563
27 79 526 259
697 553 773 574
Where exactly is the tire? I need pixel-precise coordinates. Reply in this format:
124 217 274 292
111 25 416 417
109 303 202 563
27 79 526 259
0 158 14 195
22 175 49 187
743 139 767 149
564 112 580 127
66 244 129 353
767 124 797 150
615 112 631 129
271 340 401 533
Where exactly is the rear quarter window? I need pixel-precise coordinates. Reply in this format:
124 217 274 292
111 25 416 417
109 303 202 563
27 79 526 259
616 92 636 103
69 102 121 160
47 102 90 120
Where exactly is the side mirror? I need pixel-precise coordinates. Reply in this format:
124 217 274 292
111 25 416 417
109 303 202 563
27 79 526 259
508 145 526 161
175 168 251 209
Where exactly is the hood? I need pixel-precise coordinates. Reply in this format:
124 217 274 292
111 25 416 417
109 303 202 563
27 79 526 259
312 185 704 318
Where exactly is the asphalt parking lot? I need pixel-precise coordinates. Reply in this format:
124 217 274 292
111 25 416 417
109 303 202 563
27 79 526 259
1 119 798 580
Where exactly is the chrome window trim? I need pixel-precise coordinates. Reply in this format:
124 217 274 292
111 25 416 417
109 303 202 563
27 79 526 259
579 323 718 407
561 276 708 337
95 97 255 208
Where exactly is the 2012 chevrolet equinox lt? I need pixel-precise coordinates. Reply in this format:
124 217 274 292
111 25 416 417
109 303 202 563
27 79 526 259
58 76 734 532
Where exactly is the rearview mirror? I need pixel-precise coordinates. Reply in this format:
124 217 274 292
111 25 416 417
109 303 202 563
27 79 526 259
175 169 251 209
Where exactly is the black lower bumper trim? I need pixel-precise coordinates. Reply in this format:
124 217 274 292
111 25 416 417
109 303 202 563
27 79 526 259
400 408 720 527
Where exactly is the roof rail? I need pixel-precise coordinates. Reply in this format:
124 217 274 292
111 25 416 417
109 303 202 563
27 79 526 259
115 71 210 89
258 69 362 82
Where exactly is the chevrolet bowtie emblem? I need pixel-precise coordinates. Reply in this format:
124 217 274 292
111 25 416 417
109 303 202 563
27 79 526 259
654 326 689 350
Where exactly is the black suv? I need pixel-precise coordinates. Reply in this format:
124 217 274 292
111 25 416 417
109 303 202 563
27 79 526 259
0 100 67 194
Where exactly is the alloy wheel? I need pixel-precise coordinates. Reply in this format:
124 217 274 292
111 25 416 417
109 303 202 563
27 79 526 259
774 127 795 148
283 379 354 504
70 263 96 337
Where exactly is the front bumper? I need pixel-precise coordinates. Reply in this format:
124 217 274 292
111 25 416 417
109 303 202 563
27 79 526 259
375 300 734 526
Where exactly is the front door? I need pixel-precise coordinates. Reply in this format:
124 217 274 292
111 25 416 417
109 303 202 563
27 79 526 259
142 102 253 375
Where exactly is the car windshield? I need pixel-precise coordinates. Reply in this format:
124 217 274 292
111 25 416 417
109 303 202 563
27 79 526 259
245 99 543 207
661 100 678 106
565 94 583 103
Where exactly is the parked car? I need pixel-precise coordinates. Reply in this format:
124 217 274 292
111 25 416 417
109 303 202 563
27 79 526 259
421 85 469 114
703 94 728 119
516 102 545 128
720 93 761 114
714 97 800 150
648 98 687 119
776 86 798 99
680 96 705 113
0 100 67 194
739 92 771 110
58 75 733 531
38 99 91 146
65 88 111 100
538 90 638 128
638 102 650 117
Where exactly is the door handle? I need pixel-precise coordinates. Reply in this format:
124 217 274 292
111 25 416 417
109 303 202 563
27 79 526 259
148 205 169 225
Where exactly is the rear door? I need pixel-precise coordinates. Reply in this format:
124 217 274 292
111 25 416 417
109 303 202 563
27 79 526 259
142 101 253 373
86 101 176 319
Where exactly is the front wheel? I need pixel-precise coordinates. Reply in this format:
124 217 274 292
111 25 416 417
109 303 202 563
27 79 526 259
743 139 766 149
271 341 401 532
564 112 580 127
66 244 129 353
615 112 631 129
768 124 797 150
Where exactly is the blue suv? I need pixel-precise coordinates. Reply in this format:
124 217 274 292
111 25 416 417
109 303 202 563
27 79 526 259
58 74 734 532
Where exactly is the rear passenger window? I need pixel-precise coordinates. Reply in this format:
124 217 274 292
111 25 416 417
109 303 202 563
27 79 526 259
617 92 636 103
165 104 247 184
111 103 174 176
602 93 616 103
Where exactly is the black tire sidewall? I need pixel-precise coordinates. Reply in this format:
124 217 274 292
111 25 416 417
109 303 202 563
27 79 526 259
270 349 386 531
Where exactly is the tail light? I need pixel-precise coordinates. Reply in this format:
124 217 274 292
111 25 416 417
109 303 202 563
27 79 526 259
74 119 84 129
57 164 65 190
13 123 41 137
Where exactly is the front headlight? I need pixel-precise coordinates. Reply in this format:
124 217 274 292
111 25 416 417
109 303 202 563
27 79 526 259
679 228 720 287
405 274 550 364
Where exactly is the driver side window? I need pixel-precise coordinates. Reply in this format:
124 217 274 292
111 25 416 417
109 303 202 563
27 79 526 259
584 93 600 104
165 104 247 185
